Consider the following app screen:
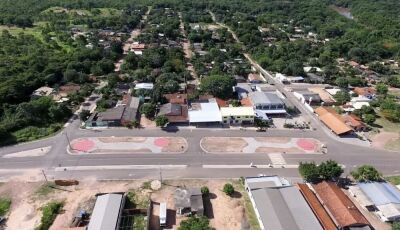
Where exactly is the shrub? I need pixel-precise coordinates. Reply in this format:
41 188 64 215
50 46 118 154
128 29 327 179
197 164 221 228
351 165 382 182
0 197 11 216
223 183 235 196
35 201 63 230
201 186 209 196
178 216 212 230
155 115 169 127
299 162 320 183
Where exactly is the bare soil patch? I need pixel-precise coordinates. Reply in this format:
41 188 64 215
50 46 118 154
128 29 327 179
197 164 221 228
202 137 248 153
254 137 291 143
371 131 399 150
162 137 188 152
255 147 301 153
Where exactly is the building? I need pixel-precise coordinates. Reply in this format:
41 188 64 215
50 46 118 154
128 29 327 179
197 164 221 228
248 73 264 83
293 91 322 105
158 103 188 123
276 73 304 84
164 93 187 104
297 184 337 230
245 176 323 230
353 87 376 98
134 83 154 90
32 86 55 98
88 193 124 230
86 107 125 127
312 181 371 230
249 92 286 119
309 88 336 106
121 97 140 125
349 182 400 222
220 107 255 125
174 188 204 216
188 100 222 125
342 114 367 132
315 107 352 136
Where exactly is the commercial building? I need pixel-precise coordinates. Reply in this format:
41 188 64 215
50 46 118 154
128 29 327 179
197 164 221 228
88 193 124 230
188 99 222 125
349 182 400 222
312 181 371 230
293 91 322 105
249 92 286 120
220 107 255 125
245 176 322 230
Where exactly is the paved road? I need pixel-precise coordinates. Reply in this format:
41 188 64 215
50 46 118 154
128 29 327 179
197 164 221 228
0 12 398 181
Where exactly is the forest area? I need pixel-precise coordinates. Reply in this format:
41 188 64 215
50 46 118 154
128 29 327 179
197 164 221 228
0 0 399 144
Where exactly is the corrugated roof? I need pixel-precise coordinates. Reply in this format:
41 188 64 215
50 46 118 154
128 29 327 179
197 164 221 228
358 182 400 206
220 107 254 117
249 92 284 105
252 186 323 230
188 102 222 123
88 194 123 230
315 107 352 135
297 184 337 230
312 181 370 229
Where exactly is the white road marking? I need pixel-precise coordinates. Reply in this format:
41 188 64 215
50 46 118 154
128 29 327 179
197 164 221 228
203 165 298 169
268 153 286 165
2 146 51 158
54 165 187 172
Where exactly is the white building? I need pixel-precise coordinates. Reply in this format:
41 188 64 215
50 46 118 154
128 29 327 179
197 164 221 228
220 107 255 125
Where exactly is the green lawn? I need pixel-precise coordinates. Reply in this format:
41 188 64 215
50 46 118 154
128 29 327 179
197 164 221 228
0 25 42 40
0 197 11 216
385 176 400 185
375 115 400 133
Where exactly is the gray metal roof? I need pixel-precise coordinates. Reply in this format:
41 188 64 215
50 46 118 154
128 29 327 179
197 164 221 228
358 182 400 206
88 193 123 230
122 97 139 122
251 186 322 230
249 92 284 105
158 103 182 116
97 107 125 121
174 188 203 212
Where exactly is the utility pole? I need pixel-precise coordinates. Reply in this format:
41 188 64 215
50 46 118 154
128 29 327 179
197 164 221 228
41 169 48 182
64 131 72 150
159 166 163 184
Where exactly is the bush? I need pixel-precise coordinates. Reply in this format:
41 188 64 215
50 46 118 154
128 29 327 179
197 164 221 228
299 162 320 183
0 197 11 216
178 216 212 230
351 165 382 182
35 201 63 230
155 115 169 127
140 103 156 118
201 186 209 196
223 183 235 196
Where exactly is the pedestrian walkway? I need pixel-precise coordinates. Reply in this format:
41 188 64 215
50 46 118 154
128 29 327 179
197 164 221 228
268 153 286 165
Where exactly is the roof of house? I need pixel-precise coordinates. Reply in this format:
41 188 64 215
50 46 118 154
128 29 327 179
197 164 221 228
315 107 352 135
32 86 54 96
59 83 81 95
353 87 376 96
188 101 222 123
122 97 139 122
158 103 188 123
358 182 400 206
220 107 255 117
87 194 123 230
296 91 322 102
252 186 323 230
134 83 154 90
164 93 187 104
97 107 125 121
245 176 290 190
249 92 284 105
312 181 370 228
297 184 337 230
342 114 366 129
174 188 203 211
309 88 336 104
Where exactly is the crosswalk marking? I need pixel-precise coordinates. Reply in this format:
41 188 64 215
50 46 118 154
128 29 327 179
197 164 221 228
268 153 286 165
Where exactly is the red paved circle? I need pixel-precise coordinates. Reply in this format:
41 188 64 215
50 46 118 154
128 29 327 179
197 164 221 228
72 139 95 152
296 139 316 151
154 137 169 147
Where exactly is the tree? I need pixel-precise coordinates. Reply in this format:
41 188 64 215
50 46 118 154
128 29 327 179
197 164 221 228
335 77 349 89
255 118 270 131
223 183 235 196
333 91 351 105
351 165 382 182
363 114 376 125
318 160 343 180
140 103 156 119
376 83 388 95
201 186 210 197
392 222 400 230
178 216 212 230
80 110 91 121
299 162 320 183
155 115 169 127
200 75 236 99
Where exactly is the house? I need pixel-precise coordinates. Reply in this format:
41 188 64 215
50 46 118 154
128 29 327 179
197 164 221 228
235 83 253 99
248 73 264 83
245 176 322 230
293 91 322 105
87 193 124 230
349 182 400 222
115 83 131 95
86 107 125 127
342 114 367 132
158 103 188 123
353 87 376 98
188 99 222 125
32 86 55 98
297 184 337 230
315 107 352 136
276 73 304 84
58 83 81 97
309 88 336 106
307 73 325 83
130 43 145 55
220 107 255 125
249 92 286 119
174 188 204 216
164 93 187 104
312 181 371 230
134 83 154 90
325 88 341 96
121 96 140 125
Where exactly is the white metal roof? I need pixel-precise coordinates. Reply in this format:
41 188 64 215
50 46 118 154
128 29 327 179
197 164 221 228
134 83 154 90
220 107 254 117
88 194 123 230
188 102 222 123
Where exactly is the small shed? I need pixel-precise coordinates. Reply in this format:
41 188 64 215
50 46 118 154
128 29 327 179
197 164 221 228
174 188 204 216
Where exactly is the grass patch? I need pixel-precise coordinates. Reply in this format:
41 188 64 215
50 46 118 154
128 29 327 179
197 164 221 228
375 115 400 133
141 181 152 190
35 182 57 198
386 176 400 185
0 25 43 40
35 201 63 230
234 180 261 230
0 197 11 216
133 215 146 230
0 123 63 146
